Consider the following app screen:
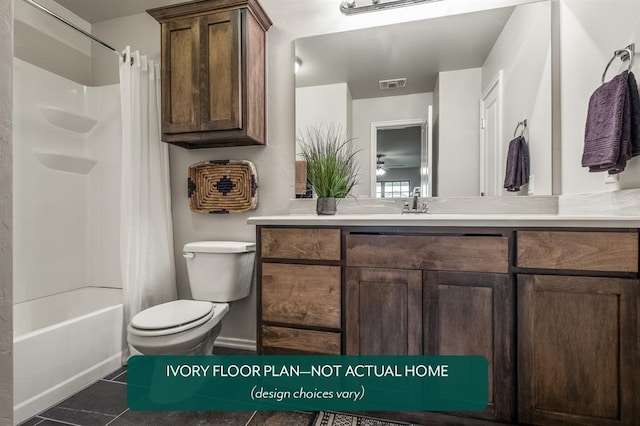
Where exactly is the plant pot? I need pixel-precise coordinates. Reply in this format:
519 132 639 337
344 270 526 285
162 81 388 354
316 197 337 215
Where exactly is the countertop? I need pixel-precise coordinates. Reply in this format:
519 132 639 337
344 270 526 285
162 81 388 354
247 214 640 228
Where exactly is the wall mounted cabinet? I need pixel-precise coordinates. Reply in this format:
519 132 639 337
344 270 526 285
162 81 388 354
148 0 271 149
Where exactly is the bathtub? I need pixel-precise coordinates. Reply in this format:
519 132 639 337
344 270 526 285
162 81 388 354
13 287 124 424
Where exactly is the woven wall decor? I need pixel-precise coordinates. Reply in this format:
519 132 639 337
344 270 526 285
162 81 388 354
187 160 257 214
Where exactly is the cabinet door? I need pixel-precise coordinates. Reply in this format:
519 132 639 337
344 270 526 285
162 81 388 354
518 274 639 425
200 10 242 131
345 267 422 355
161 17 200 134
424 271 515 422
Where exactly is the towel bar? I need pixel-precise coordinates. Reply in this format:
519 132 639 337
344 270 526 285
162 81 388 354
601 43 635 84
513 119 527 138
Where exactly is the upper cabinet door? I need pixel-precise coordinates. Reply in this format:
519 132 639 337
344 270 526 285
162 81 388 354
200 10 242 132
162 17 200 134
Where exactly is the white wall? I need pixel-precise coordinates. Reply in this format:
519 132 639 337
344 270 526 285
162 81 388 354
91 12 161 86
436 68 482 196
482 1 552 195
351 93 432 197
0 1 13 423
295 82 352 151
560 0 640 194
85 0 544 347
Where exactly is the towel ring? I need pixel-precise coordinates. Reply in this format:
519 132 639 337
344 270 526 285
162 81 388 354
601 43 635 84
513 119 527 138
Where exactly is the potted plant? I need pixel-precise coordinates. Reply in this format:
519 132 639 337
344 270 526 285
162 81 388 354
297 124 360 215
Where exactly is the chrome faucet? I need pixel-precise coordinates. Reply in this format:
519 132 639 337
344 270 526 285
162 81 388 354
411 187 420 210
402 187 428 214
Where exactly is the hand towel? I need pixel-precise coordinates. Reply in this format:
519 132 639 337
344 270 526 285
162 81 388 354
628 71 640 158
582 70 640 174
504 135 530 192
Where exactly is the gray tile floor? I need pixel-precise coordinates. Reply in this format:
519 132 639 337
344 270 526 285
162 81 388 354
19 347 316 426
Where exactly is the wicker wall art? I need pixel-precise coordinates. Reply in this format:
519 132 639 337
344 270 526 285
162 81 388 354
187 160 257 214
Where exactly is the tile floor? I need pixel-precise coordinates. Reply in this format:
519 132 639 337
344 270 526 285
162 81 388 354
18 347 316 426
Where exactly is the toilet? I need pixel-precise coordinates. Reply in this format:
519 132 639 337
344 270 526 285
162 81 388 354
127 241 256 355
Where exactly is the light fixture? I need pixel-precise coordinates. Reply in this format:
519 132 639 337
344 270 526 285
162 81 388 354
294 57 302 74
339 0 443 15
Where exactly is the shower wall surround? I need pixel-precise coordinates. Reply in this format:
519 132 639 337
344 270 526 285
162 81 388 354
13 59 122 304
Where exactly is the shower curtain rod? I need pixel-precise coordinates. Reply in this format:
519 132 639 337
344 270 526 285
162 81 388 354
22 0 128 63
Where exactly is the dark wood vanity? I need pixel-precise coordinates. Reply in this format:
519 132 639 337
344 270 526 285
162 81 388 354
255 224 640 426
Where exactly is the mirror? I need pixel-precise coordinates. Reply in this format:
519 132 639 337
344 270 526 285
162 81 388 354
295 1 552 198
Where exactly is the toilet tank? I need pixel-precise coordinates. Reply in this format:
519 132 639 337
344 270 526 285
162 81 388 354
183 241 256 302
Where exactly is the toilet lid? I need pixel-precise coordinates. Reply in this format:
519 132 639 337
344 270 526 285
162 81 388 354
131 300 213 330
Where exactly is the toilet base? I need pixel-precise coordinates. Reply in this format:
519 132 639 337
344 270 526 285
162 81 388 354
128 322 222 356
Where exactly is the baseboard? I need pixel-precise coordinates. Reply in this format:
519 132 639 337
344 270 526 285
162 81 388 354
215 336 256 352
14 352 122 425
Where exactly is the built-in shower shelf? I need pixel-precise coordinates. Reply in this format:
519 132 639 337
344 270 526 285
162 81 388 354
38 105 98 134
33 151 97 175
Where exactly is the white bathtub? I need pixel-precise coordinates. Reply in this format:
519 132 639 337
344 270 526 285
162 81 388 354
13 287 124 424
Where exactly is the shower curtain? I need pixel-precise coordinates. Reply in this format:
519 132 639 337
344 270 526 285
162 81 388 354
119 47 176 360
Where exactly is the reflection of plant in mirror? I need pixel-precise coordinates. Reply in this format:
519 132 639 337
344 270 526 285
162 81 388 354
297 124 360 198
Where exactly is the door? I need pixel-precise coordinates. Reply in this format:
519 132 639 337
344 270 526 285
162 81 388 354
479 71 502 196
424 271 515 422
345 267 422 355
518 274 639 425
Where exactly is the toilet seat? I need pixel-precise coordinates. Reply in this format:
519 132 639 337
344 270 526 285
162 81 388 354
129 300 218 337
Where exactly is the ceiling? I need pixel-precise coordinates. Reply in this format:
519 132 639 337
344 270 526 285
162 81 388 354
295 6 514 99
54 0 180 23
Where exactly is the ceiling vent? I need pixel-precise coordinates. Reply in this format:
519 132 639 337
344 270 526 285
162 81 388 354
379 78 407 90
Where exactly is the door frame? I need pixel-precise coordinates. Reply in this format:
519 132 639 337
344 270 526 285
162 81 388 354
370 118 427 198
479 70 503 196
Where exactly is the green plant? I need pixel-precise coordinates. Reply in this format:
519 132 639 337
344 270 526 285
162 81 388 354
297 124 360 198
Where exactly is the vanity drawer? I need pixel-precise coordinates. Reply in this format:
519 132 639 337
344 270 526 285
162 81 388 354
517 231 638 272
261 326 341 355
261 228 341 261
262 263 341 329
346 234 509 273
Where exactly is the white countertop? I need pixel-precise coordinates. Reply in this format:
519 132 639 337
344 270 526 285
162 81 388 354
247 214 640 228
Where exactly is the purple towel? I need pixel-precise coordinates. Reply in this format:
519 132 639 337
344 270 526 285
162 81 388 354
504 136 530 192
628 72 640 158
582 70 640 174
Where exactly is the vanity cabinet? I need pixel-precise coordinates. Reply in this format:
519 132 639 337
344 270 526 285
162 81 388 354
345 232 515 423
345 267 422 355
255 224 640 426
424 271 515 423
148 0 271 148
516 230 640 426
258 228 342 355
518 274 639 425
